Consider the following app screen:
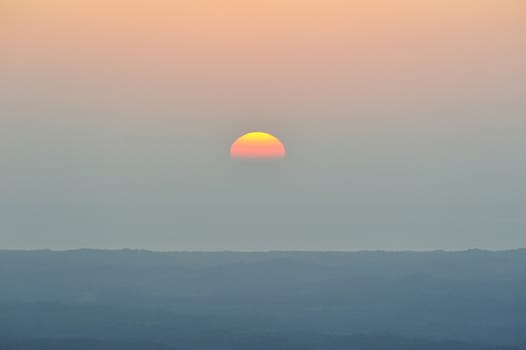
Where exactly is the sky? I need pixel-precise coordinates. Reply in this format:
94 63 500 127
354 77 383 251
1 0 525 250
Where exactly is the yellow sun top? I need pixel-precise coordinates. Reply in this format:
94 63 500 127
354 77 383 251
236 132 280 143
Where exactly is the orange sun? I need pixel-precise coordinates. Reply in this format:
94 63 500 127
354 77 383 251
230 132 286 159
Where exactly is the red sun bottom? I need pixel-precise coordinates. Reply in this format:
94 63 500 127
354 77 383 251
230 145 285 158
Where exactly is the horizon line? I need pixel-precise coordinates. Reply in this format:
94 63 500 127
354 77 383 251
1 248 525 253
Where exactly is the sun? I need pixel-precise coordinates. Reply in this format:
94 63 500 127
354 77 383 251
230 132 286 159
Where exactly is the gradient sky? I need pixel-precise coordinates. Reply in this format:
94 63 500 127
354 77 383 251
1 0 525 250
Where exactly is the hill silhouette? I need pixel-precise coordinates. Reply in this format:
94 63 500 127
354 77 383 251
1 249 525 349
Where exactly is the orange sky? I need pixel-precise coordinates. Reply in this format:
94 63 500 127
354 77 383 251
3 0 525 114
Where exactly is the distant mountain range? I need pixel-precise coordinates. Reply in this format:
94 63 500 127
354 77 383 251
1 249 525 349
1 334 522 350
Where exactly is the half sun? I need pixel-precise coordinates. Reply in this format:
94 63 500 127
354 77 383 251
230 132 286 159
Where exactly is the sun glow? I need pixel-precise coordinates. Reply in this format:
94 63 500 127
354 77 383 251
230 132 286 159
